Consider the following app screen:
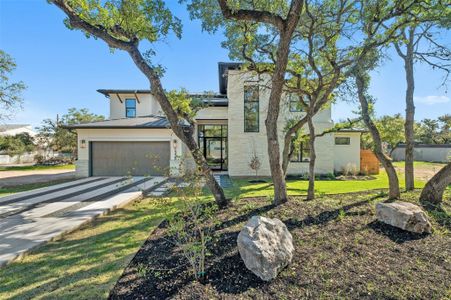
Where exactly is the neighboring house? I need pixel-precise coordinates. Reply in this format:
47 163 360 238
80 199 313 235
391 144 451 163
0 124 36 137
70 63 363 177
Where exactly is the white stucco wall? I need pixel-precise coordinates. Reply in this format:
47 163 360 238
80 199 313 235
333 132 362 173
196 107 228 120
76 128 183 177
109 94 157 119
391 146 451 163
226 70 336 176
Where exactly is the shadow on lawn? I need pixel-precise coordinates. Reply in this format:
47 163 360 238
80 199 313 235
0 203 170 300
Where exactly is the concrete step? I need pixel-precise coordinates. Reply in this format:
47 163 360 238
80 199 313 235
0 177 125 218
0 177 104 204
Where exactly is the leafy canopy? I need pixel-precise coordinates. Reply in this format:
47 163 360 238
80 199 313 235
0 50 26 119
36 108 104 155
62 0 182 43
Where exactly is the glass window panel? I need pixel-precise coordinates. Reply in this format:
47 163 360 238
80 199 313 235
290 140 310 162
125 99 136 118
244 86 259 132
335 137 351 145
125 99 136 108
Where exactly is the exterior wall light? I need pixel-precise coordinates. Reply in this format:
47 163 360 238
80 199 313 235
80 139 86 149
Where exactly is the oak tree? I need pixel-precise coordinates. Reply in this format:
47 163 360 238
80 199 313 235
49 0 228 207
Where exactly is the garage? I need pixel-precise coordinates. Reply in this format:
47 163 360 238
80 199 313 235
90 141 170 176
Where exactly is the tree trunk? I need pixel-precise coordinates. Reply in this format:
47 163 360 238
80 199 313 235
127 49 228 208
307 116 316 200
403 28 416 191
50 0 228 208
264 4 303 206
420 163 451 205
355 73 400 199
217 0 303 205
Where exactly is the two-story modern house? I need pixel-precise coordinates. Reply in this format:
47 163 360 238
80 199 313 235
70 62 363 178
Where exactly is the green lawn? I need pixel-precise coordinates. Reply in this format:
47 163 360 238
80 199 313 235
0 197 183 300
223 172 426 199
0 164 75 171
0 166 445 299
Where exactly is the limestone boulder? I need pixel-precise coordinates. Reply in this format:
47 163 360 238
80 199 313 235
376 201 432 234
237 216 294 281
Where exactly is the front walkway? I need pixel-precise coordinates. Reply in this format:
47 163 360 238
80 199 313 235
0 176 168 266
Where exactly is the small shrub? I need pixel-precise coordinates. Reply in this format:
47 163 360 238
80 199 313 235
342 163 358 176
249 152 262 177
167 172 217 281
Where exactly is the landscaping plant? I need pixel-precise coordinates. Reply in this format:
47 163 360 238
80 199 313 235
167 172 217 281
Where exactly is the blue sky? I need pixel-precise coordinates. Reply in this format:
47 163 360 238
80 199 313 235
0 0 450 127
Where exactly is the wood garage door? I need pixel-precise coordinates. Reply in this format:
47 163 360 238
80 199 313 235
91 141 170 176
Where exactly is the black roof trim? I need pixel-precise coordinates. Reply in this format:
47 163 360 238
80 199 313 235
218 62 243 95
97 90 229 107
97 89 151 96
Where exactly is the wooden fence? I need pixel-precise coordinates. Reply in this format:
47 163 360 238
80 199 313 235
360 149 379 175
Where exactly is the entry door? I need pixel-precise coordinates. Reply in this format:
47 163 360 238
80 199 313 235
198 125 228 170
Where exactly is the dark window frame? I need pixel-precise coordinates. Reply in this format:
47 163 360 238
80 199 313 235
244 85 259 132
125 98 137 118
335 137 351 145
197 124 228 170
290 141 310 162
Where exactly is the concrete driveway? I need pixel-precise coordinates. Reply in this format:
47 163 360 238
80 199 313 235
0 169 76 187
0 176 168 266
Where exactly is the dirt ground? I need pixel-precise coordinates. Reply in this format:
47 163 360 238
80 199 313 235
394 162 447 182
0 170 76 187
110 190 450 300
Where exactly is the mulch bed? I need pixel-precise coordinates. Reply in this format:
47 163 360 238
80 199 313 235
109 191 450 299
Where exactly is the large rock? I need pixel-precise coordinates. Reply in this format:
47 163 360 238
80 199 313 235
376 201 432 234
237 216 294 281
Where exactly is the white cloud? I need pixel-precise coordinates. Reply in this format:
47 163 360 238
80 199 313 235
414 95 450 105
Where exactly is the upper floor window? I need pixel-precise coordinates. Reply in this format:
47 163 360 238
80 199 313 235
290 140 310 162
125 99 136 118
244 85 259 132
288 94 307 112
335 137 351 145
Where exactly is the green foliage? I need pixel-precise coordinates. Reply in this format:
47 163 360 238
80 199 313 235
166 88 205 122
0 50 26 119
167 171 218 281
0 133 35 157
62 0 182 43
415 114 450 144
352 113 450 150
360 113 405 150
36 108 104 156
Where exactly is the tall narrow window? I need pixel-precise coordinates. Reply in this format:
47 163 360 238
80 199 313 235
125 99 136 118
244 85 259 132
290 140 311 162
